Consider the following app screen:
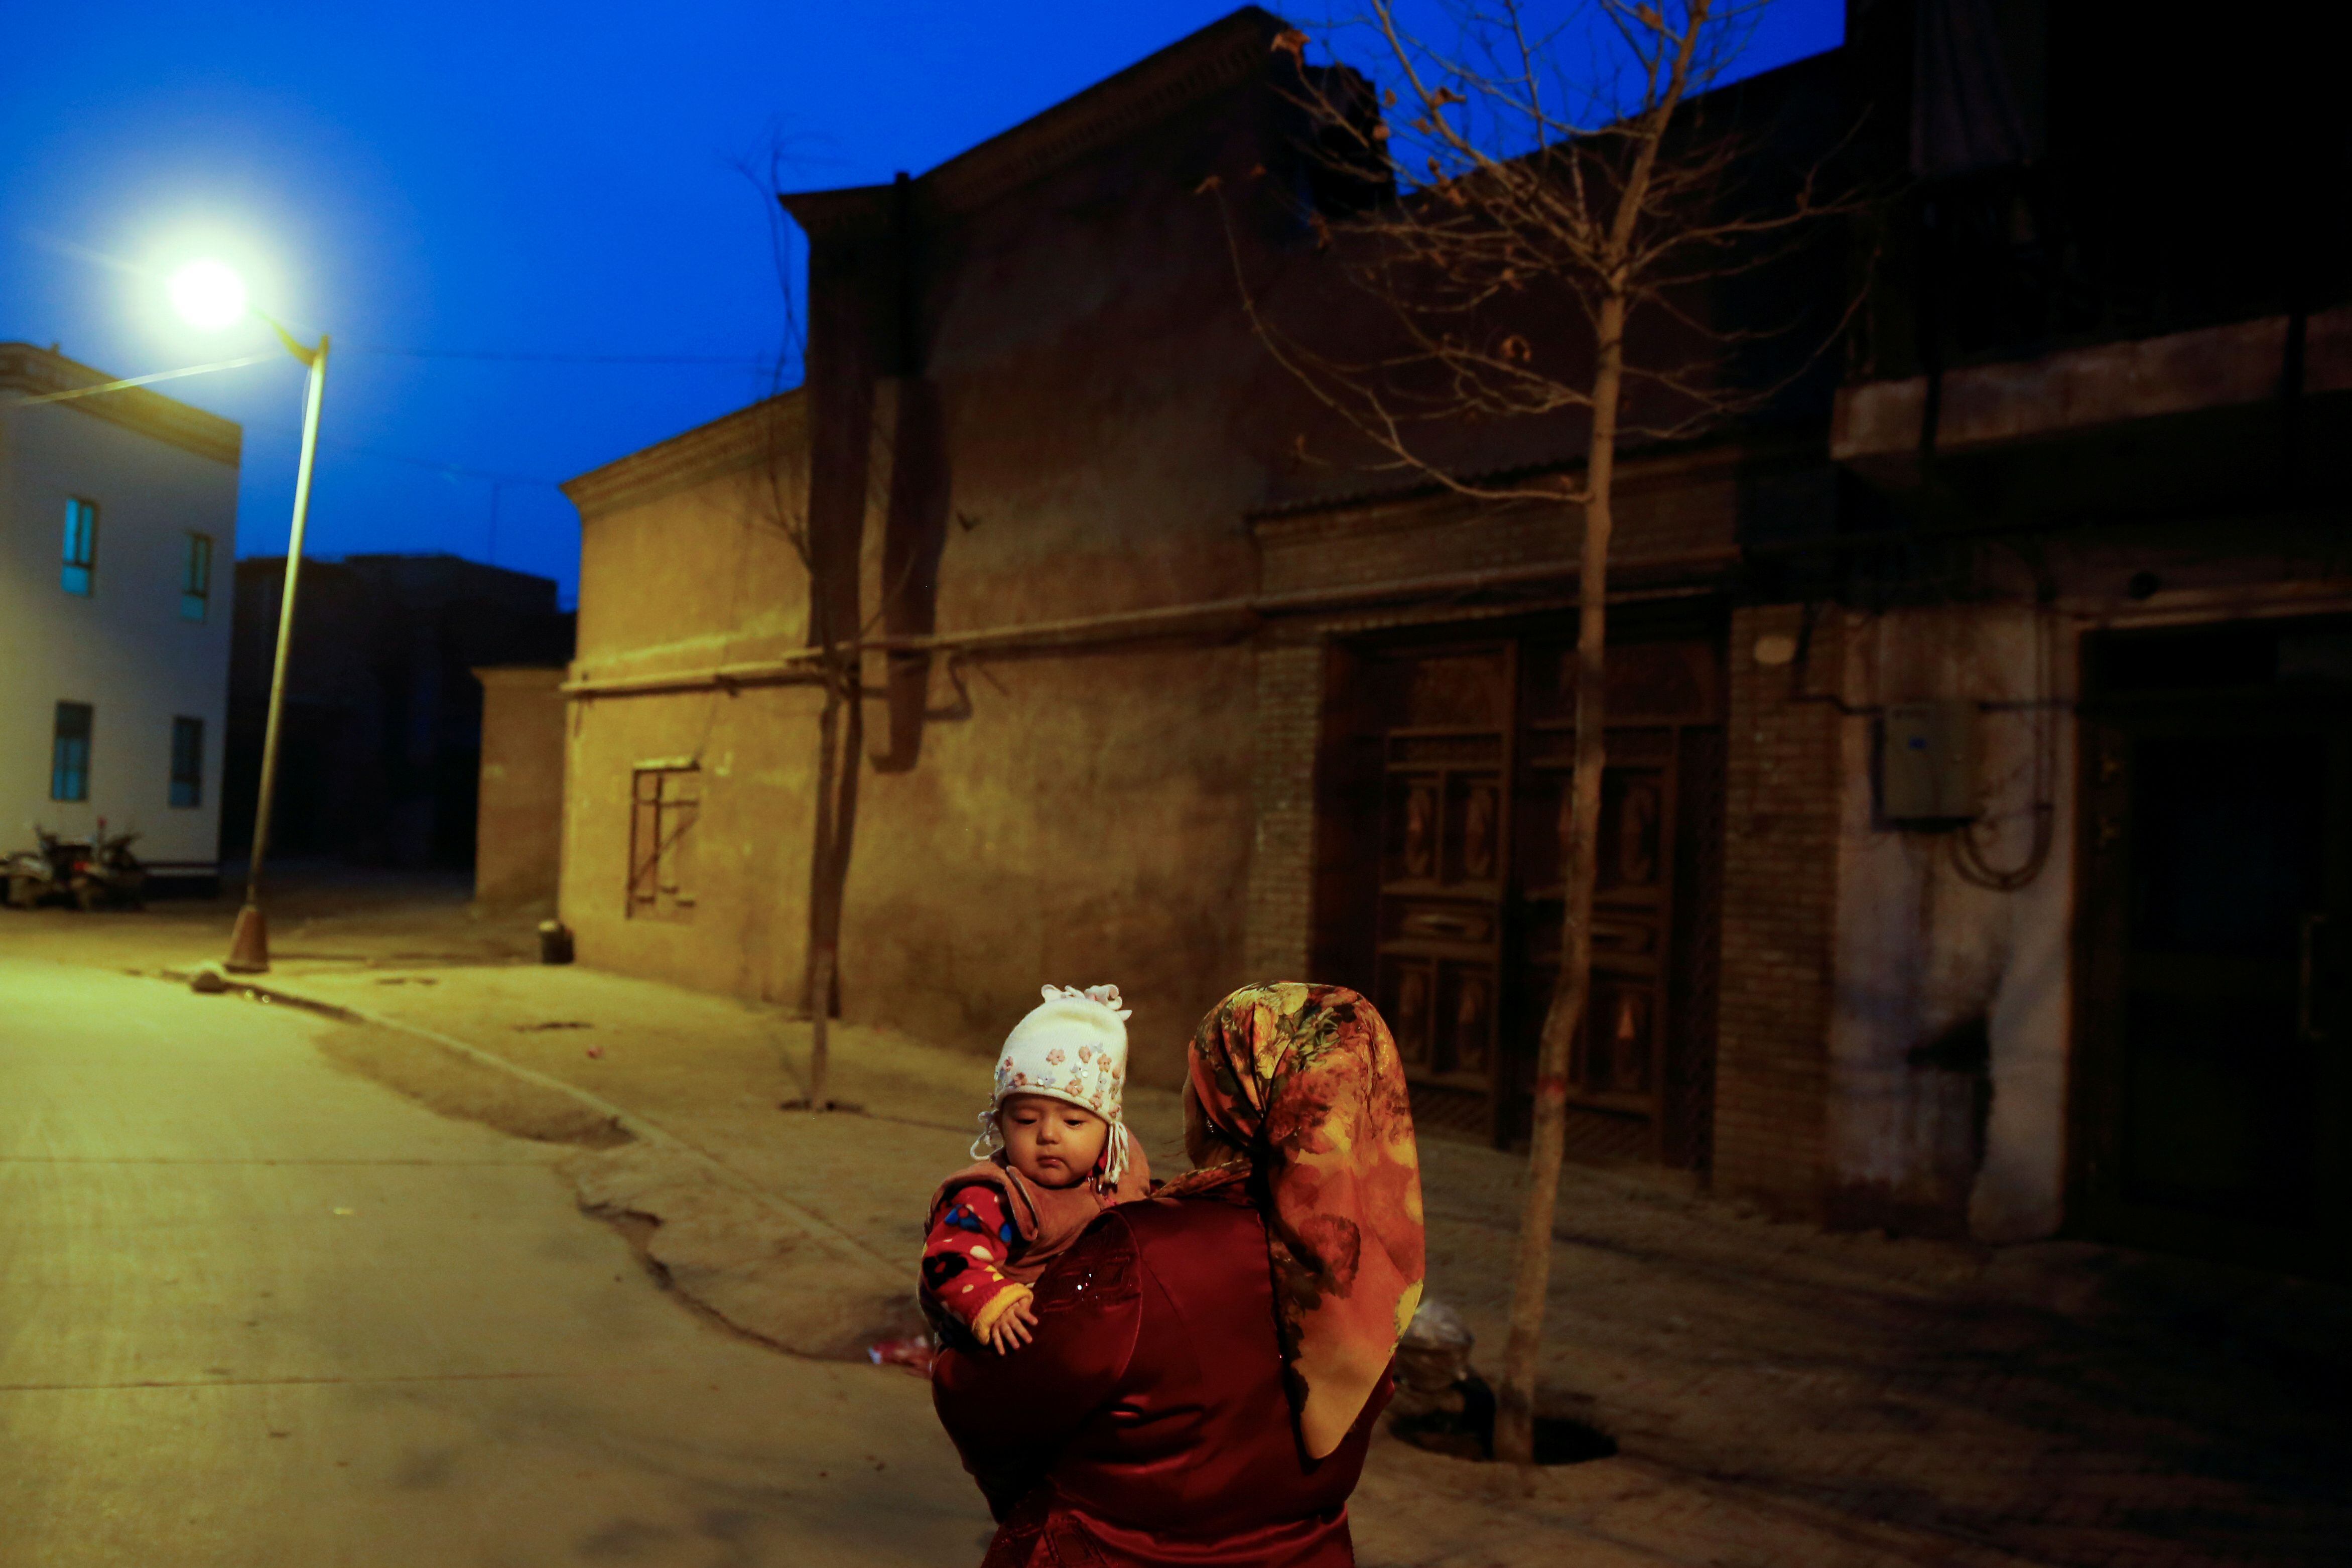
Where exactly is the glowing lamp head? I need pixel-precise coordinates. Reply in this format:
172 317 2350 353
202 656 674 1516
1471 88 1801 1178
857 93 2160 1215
168 259 249 331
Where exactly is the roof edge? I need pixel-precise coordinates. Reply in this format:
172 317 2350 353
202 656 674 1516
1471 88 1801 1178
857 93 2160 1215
0 342 243 466
777 183 896 239
779 7 1289 235
924 7 1287 215
563 388 807 519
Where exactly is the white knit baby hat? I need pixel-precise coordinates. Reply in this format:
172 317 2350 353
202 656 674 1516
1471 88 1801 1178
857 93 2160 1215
974 983 1134 1184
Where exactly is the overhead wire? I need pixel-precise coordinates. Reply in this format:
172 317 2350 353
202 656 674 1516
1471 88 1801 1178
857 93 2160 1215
316 438 562 487
342 347 773 366
0 352 280 408
11 338 770 564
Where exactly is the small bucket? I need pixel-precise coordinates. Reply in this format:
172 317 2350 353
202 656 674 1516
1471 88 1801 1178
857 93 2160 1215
537 919 575 965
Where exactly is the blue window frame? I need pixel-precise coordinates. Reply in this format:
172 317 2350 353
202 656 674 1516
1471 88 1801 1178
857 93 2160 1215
51 702 92 802
181 533 213 621
170 717 204 808
61 498 97 596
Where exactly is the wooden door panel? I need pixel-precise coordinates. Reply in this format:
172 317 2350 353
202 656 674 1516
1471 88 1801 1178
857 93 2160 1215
1355 633 1722 1158
1598 767 1670 904
1367 645 1514 1131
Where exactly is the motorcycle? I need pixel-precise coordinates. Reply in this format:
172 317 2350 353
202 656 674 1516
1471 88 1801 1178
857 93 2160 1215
6 828 85 910
72 824 146 911
5 824 144 911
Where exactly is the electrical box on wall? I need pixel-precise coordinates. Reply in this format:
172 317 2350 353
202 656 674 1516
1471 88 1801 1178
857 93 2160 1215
1880 701 1979 824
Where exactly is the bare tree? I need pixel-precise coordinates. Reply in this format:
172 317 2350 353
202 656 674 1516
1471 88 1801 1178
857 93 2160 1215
741 137 868 1113
789 474 865 1115
733 379 866 1112
1232 0 1856 1464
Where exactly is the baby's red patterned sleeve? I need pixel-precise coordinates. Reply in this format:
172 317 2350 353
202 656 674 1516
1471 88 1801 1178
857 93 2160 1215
921 1183 1027 1334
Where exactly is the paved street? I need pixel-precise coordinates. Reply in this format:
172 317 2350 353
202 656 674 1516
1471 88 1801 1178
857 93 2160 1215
0 951 990 1568
9 894 2352 1567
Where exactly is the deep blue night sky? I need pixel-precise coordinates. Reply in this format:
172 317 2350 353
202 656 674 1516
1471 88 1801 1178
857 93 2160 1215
5 4 1841 607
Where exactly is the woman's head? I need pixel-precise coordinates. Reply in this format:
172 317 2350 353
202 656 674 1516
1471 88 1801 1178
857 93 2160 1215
1178 982 1426 1459
1183 1075 1247 1171
996 1092 1109 1190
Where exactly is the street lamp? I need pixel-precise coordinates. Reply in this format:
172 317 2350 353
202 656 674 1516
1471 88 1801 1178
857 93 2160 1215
168 258 329 974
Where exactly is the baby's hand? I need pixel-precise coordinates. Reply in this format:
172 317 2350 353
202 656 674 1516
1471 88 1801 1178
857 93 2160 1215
983 1297 1039 1354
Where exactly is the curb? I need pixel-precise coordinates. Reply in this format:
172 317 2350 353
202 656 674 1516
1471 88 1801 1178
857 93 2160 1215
164 965 905 1286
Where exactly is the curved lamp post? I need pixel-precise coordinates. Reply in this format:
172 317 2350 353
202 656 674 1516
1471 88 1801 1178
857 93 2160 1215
169 260 329 974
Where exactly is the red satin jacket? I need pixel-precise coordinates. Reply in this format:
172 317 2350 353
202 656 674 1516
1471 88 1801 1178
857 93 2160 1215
932 1185 1390 1567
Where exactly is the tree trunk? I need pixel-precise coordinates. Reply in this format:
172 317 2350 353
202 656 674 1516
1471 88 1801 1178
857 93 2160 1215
1493 288 1625 1467
806 943 836 1108
797 648 866 1112
802 671 842 1109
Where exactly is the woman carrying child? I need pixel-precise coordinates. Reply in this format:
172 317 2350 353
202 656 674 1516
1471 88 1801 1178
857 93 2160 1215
932 982 1426 1567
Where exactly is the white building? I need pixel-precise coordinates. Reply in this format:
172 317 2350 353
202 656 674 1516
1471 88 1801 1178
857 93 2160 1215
1 342 240 883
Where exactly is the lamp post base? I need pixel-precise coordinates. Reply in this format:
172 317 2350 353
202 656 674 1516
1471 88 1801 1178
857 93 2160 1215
225 903 271 973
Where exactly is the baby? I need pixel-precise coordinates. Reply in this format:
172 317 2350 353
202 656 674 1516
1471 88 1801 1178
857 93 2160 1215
921 984 1153 1353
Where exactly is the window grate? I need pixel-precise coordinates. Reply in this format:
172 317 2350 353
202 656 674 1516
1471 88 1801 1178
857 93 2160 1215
627 766 700 921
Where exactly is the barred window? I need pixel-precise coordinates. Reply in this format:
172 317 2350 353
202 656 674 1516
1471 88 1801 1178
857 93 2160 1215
627 764 699 921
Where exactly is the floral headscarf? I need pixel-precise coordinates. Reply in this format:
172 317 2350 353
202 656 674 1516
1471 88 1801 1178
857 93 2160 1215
1165 982 1426 1459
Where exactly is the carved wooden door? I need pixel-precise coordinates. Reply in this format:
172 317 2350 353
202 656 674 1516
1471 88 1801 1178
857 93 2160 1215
1505 638 1723 1161
1358 634 1722 1158
1365 643 1516 1141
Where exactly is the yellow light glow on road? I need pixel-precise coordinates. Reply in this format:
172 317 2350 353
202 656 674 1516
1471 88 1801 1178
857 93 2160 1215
168 259 249 331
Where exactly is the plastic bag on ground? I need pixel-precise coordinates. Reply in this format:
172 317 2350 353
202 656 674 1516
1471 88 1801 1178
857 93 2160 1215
867 1335 935 1377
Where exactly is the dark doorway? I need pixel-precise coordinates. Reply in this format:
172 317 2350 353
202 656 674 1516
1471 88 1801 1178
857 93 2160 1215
2076 617 2352 1277
1315 615 1725 1162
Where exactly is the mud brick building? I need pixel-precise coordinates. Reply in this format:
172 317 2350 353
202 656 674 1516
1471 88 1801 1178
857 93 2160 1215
560 3 2352 1277
226 554 574 869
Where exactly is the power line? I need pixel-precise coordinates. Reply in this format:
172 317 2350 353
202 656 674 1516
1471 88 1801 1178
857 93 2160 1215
318 438 563 487
232 414 564 487
0 352 280 408
344 346 775 366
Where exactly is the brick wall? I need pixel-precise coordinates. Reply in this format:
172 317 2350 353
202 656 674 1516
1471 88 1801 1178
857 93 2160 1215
1714 603 1844 1214
1243 639 1326 981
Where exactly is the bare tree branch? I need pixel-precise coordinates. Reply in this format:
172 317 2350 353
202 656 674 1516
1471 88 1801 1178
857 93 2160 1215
1235 0 1867 1467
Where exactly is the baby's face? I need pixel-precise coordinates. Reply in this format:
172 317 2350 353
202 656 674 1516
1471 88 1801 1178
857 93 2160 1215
999 1094 1109 1190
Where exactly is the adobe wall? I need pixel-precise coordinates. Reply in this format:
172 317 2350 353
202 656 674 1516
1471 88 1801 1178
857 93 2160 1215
775 65 1309 1073
561 678 824 1004
1822 606 2074 1242
560 442 821 1003
472 666 567 910
559 261 1274 1084
840 640 1256 1083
